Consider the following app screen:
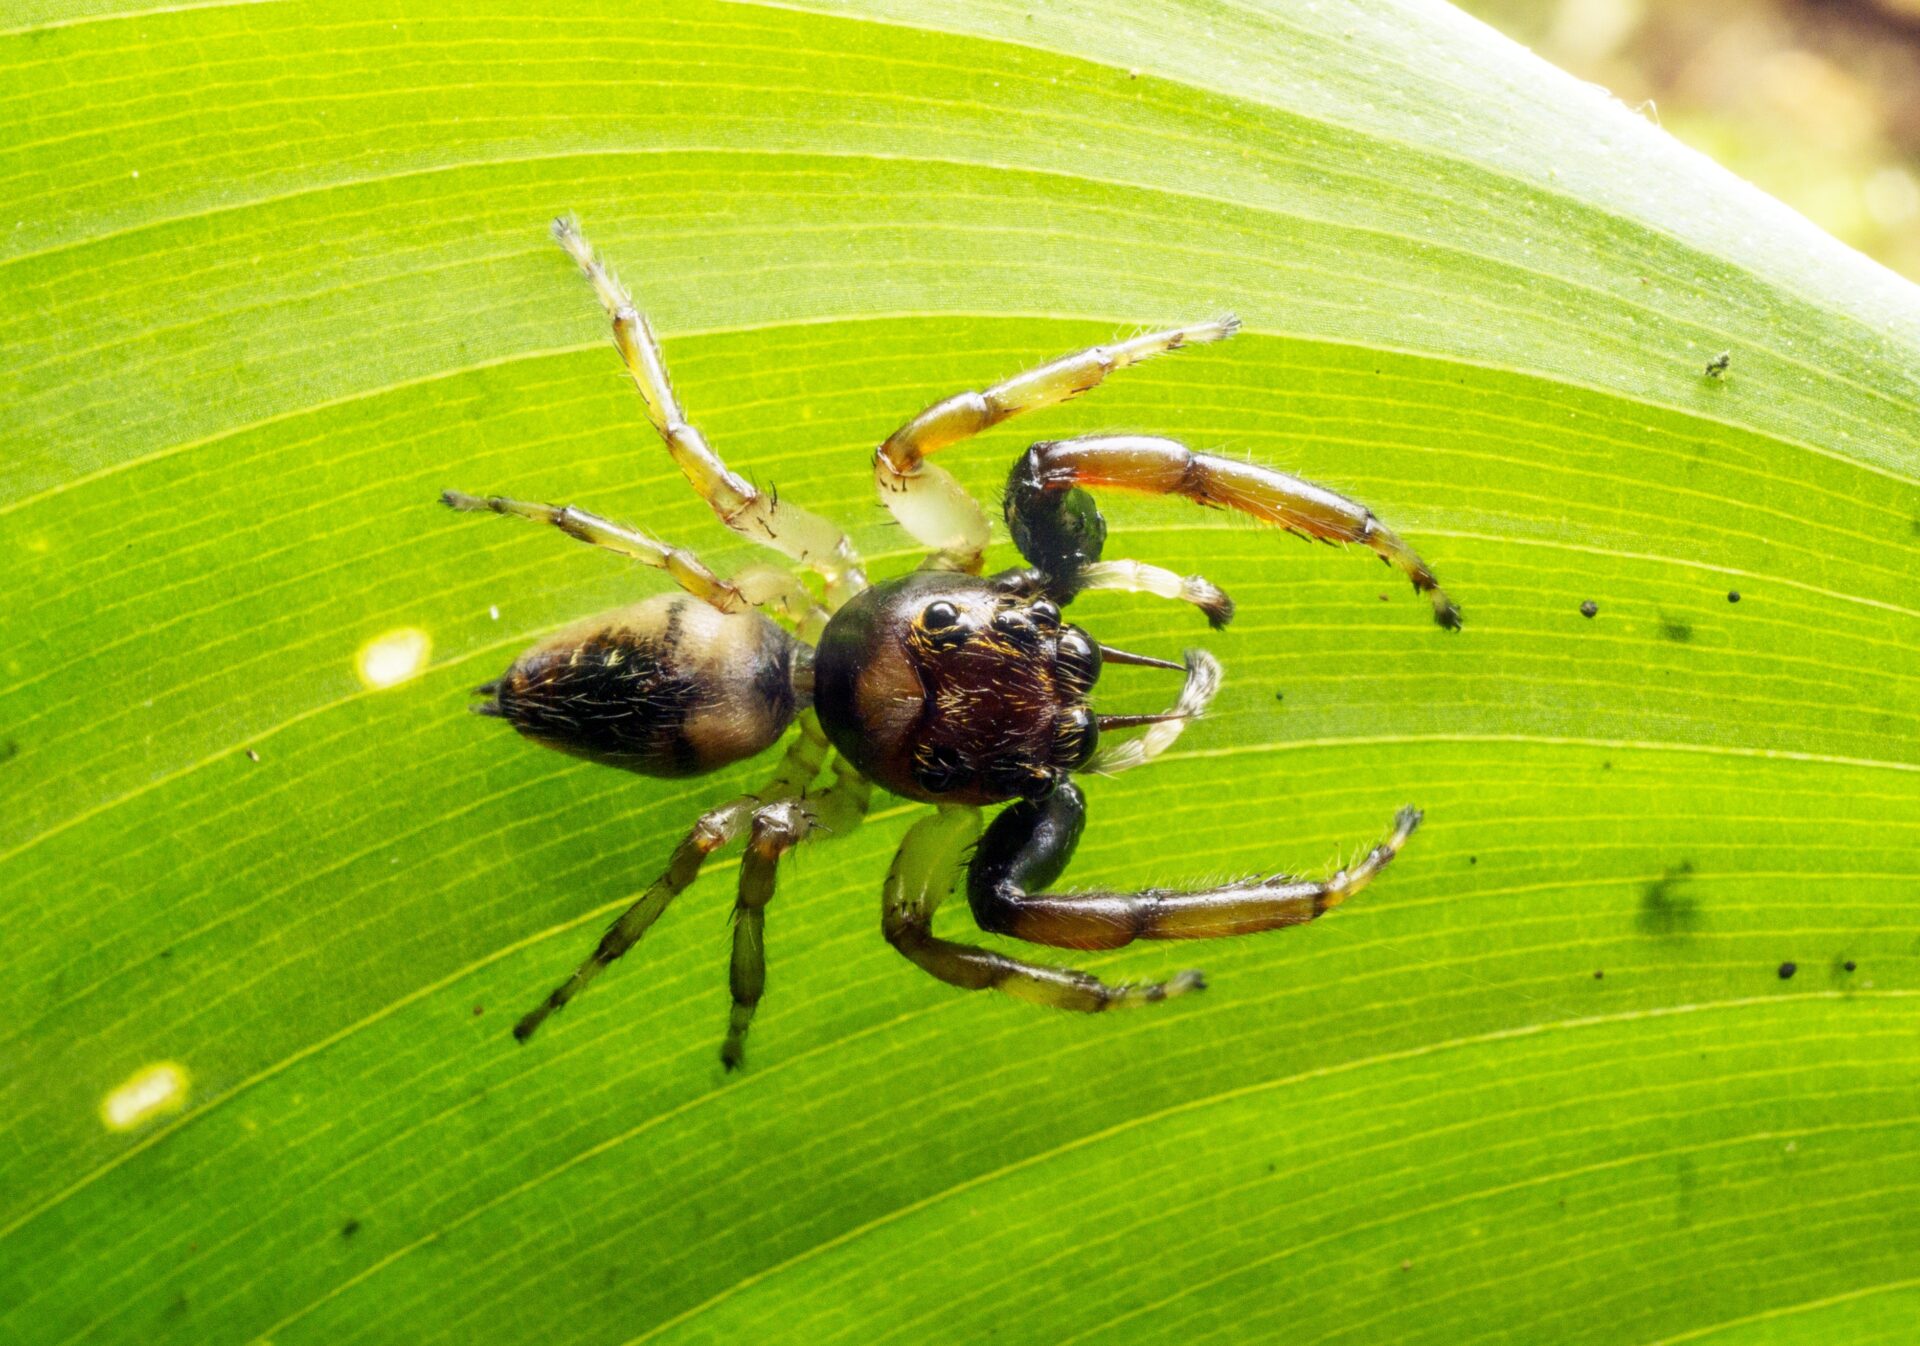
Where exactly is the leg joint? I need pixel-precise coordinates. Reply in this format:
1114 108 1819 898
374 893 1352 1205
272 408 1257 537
967 879 1024 938
881 908 930 950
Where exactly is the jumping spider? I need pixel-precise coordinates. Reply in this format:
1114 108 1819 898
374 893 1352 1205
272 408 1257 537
443 218 1460 1069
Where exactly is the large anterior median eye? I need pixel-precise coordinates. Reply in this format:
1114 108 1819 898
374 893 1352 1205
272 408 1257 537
921 600 959 631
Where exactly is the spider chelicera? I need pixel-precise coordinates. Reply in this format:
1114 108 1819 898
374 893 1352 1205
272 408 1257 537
443 218 1460 1069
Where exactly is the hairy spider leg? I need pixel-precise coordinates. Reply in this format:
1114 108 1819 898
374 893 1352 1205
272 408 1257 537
512 796 754 1043
440 491 826 629
552 217 867 608
968 784 1423 950
722 745 874 1068
1007 435 1461 629
873 319 1240 572
882 808 1206 1011
512 713 837 1042
722 799 817 1070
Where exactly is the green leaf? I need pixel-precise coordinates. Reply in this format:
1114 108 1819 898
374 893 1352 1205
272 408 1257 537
4 1 1917 1342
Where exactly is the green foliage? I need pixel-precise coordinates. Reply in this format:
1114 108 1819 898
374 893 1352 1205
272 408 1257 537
3 2 1918 1343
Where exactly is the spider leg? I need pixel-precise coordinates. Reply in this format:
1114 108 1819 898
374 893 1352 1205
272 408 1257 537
722 799 816 1070
512 713 835 1042
440 492 827 629
552 217 867 608
881 808 1205 1011
968 781 1423 950
1006 434 1460 629
720 749 874 1069
513 795 756 1043
873 319 1239 572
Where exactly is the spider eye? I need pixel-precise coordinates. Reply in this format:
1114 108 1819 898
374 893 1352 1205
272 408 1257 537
922 601 959 632
1029 599 1061 629
1055 627 1101 695
913 743 971 795
1053 705 1098 769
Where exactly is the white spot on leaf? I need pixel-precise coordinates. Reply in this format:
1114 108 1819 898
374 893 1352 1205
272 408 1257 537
356 628 432 689
101 1062 188 1131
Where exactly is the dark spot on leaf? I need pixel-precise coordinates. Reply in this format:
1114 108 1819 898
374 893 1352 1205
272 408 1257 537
1579 600 1598 619
1674 1154 1698 1227
472 1004 484 1017
1593 969 1604 979
1638 861 1699 936
164 1294 189 1321
1468 855 1477 865
1400 1259 1412 1272
0 740 17 764
1274 691 1284 701
341 1218 361 1239
1778 961 1797 980
159 948 173 960
1844 960 1857 973
1726 591 1740 604
1660 618 1693 643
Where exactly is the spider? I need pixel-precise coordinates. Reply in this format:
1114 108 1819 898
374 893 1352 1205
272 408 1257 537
443 218 1460 1070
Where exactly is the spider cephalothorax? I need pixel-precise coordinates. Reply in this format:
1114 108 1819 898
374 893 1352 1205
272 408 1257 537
814 571 1100 806
444 218 1456 1069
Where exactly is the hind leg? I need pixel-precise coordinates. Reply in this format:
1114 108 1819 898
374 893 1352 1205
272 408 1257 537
722 738 877 1068
511 715 836 1041
441 491 822 628
513 796 757 1043
722 800 813 1069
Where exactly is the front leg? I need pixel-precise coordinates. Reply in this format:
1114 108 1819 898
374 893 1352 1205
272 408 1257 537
1006 435 1460 629
881 809 1204 1011
967 781 1422 951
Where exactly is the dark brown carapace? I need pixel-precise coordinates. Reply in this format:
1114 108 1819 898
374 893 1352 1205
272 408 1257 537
813 571 1103 806
445 217 1455 1070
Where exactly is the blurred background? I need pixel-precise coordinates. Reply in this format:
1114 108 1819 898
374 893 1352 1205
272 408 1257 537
1465 0 1920 279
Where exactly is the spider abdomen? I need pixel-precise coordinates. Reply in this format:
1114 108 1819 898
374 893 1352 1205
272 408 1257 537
480 593 806 776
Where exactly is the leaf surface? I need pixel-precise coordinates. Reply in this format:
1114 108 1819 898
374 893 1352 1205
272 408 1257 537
2 2 1917 1343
